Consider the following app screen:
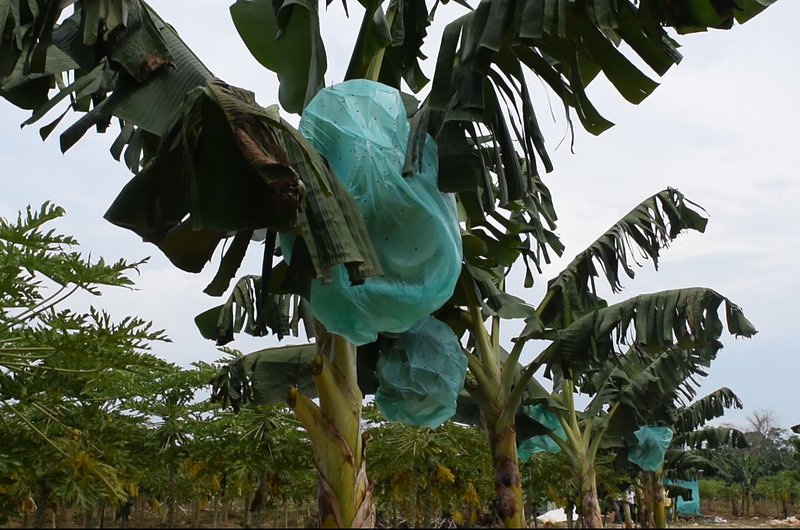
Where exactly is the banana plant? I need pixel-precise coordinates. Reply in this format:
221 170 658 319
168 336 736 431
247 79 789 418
1 0 777 528
654 395 750 527
515 328 753 528
457 188 756 529
589 353 750 528
449 188 713 526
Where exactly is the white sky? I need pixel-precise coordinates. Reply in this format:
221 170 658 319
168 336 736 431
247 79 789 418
1 1 798 430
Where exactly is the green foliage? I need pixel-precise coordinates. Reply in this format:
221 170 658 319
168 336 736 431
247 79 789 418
535 188 708 332
521 452 574 510
0 202 169 515
230 0 326 114
365 402 494 526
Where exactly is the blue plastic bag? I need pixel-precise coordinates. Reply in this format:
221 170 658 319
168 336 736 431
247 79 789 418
517 404 566 461
664 478 700 516
628 426 673 472
286 80 462 346
374 316 468 428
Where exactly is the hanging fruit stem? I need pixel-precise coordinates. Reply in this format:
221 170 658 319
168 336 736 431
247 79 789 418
288 323 373 528
652 467 666 529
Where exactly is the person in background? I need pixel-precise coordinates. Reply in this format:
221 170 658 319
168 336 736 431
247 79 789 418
624 489 637 528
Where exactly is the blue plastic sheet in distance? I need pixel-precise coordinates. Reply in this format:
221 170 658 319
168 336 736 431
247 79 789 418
664 478 700 516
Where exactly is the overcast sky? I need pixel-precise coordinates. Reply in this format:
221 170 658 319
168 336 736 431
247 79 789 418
1 1 797 430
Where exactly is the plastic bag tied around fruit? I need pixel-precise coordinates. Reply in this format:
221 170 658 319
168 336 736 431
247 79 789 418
628 425 674 472
283 79 462 346
374 316 468 428
517 404 566 461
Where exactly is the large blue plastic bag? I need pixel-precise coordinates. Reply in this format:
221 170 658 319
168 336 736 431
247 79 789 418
375 316 468 428
284 80 462 346
517 404 566 461
628 426 673 471
665 478 700 516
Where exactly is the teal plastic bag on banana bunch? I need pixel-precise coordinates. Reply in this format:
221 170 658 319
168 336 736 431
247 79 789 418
374 316 468 428
282 79 462 346
627 425 673 472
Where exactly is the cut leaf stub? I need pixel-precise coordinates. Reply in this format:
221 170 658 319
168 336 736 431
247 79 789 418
283 80 463 346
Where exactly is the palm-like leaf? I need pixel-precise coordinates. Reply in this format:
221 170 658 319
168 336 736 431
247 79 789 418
673 427 748 451
662 447 718 481
194 275 316 345
544 287 756 377
210 343 318 411
585 353 748 479
673 387 742 434
402 0 775 214
531 188 708 333
584 346 713 424
1 0 381 300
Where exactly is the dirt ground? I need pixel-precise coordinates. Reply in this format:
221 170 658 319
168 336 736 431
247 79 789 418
537 513 800 529
4 507 800 528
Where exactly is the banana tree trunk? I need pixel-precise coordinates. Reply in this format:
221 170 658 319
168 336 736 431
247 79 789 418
288 326 374 528
651 469 666 529
623 501 632 529
641 479 652 528
422 475 433 528
576 465 603 529
410 465 418 528
486 423 526 528
192 499 200 528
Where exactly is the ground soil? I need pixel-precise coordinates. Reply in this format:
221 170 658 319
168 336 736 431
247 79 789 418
4 507 799 528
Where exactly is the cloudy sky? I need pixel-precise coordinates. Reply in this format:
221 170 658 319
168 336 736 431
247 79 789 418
1 1 797 429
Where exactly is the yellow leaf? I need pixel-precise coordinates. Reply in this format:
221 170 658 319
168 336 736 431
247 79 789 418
453 510 464 525
126 483 139 499
461 482 480 507
210 475 221 493
390 471 412 498
72 452 88 477
434 462 455 484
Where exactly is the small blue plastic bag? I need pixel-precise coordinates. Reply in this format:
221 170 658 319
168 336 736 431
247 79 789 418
628 426 673 472
286 80 462 346
517 404 566 461
375 316 468 428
